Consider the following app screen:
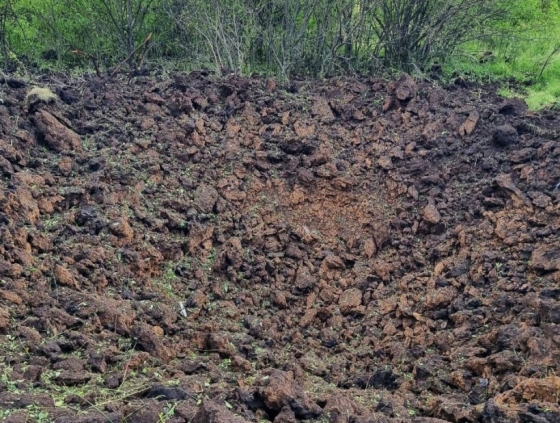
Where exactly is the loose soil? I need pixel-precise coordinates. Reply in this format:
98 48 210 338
0 71 559 423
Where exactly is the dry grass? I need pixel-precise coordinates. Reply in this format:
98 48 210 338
25 86 57 104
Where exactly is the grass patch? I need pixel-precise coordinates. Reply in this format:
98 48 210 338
443 1 560 110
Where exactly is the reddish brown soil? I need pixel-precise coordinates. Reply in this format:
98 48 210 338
0 71 559 423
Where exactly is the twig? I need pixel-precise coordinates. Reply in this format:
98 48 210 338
135 34 152 71
110 33 152 77
537 45 560 80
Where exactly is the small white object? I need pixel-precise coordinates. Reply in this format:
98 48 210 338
179 301 187 317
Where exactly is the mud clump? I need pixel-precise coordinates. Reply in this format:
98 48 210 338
0 71 559 422
492 124 519 146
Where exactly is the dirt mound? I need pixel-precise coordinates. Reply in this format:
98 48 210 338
0 71 559 422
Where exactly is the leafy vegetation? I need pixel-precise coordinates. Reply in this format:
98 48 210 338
444 0 560 109
1 0 560 108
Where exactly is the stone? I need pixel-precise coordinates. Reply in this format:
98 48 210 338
32 110 81 152
394 74 417 101
339 288 362 315
458 111 479 136
323 255 345 269
530 244 560 271
192 400 248 423
131 323 173 362
194 183 219 214
311 98 335 123
259 370 322 419
423 204 441 224
58 157 73 176
53 264 78 288
274 405 296 423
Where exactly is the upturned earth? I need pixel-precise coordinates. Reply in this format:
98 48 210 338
0 71 559 423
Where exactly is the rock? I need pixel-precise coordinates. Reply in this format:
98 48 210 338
493 174 532 206
299 308 317 327
482 398 514 423
144 92 165 105
488 377 560 421
192 400 247 423
294 266 316 292
363 238 377 258
110 217 134 240
287 186 305 205
507 376 560 403
0 306 10 332
53 264 78 288
393 74 417 101
11 172 46 188
488 350 523 372
55 370 92 386
14 393 55 408
285 243 305 260
132 323 173 362
389 146 404 160
0 74 26 88
323 255 346 269
492 124 518 147
297 169 314 185
272 291 288 308
530 244 560 271
323 393 365 423
293 120 316 138
4 188 40 224
311 98 335 123
274 405 296 423
425 287 458 310
266 78 276 92
168 93 193 116
32 110 81 152
423 204 441 224
382 95 396 112
53 357 87 372
338 288 362 315
87 353 107 373
548 304 560 324
377 156 393 170
58 157 73 176
0 260 24 278
194 183 219 214
0 139 22 162
458 111 479 136
0 156 14 176
232 355 252 372
509 147 534 163
23 365 45 382
259 370 321 419
529 192 552 208
187 290 208 308
207 332 236 357
428 394 480 422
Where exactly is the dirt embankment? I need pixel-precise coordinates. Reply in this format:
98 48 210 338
0 71 559 423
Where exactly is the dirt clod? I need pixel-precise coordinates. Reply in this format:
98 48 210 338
492 124 519 146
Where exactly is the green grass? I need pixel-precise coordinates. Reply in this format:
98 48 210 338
443 1 560 110
446 45 560 110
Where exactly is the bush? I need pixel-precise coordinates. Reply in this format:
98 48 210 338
1 0 556 87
